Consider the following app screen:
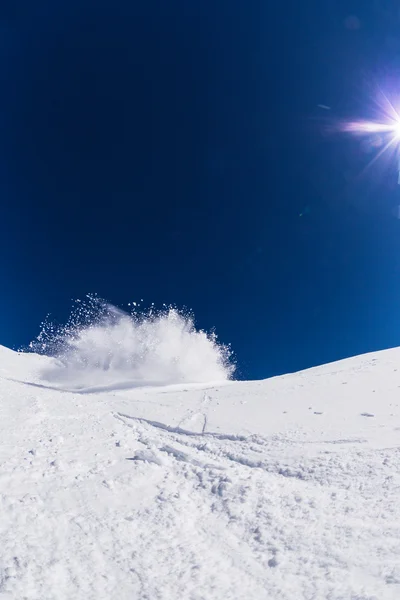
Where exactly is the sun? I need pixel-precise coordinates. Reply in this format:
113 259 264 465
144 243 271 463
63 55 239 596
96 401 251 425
393 119 400 140
336 88 400 178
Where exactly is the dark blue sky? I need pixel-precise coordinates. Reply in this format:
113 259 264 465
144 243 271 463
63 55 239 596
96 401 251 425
3 0 400 379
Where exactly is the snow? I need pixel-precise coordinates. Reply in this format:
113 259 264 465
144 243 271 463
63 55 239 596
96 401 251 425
31 304 234 389
1 343 400 599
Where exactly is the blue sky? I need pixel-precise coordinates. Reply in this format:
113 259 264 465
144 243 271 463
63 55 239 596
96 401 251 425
3 0 400 379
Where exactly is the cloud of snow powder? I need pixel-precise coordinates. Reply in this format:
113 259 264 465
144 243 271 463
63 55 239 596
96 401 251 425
30 296 234 390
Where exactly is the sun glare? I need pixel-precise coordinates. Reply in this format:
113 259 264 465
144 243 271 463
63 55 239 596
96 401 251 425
341 119 400 135
335 87 400 178
393 119 400 139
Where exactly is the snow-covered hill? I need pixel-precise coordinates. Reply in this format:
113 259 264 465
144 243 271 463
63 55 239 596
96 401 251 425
1 344 400 599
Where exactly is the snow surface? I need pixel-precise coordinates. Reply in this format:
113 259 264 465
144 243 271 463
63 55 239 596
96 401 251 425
1 343 400 599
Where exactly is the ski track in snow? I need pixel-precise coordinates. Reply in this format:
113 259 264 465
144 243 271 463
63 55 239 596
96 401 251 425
1 347 400 598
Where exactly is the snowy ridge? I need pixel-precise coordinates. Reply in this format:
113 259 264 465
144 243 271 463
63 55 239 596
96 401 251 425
1 345 400 598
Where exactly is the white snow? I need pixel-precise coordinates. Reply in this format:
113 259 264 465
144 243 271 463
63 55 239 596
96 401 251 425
32 306 234 389
1 342 400 599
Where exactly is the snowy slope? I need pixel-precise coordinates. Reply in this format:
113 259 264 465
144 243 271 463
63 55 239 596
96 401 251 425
1 345 400 599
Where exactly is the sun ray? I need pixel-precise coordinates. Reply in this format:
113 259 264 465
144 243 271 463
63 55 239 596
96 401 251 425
359 130 400 177
336 84 400 184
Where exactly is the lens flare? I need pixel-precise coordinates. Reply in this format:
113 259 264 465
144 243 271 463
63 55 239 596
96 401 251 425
341 120 400 134
337 87 400 178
